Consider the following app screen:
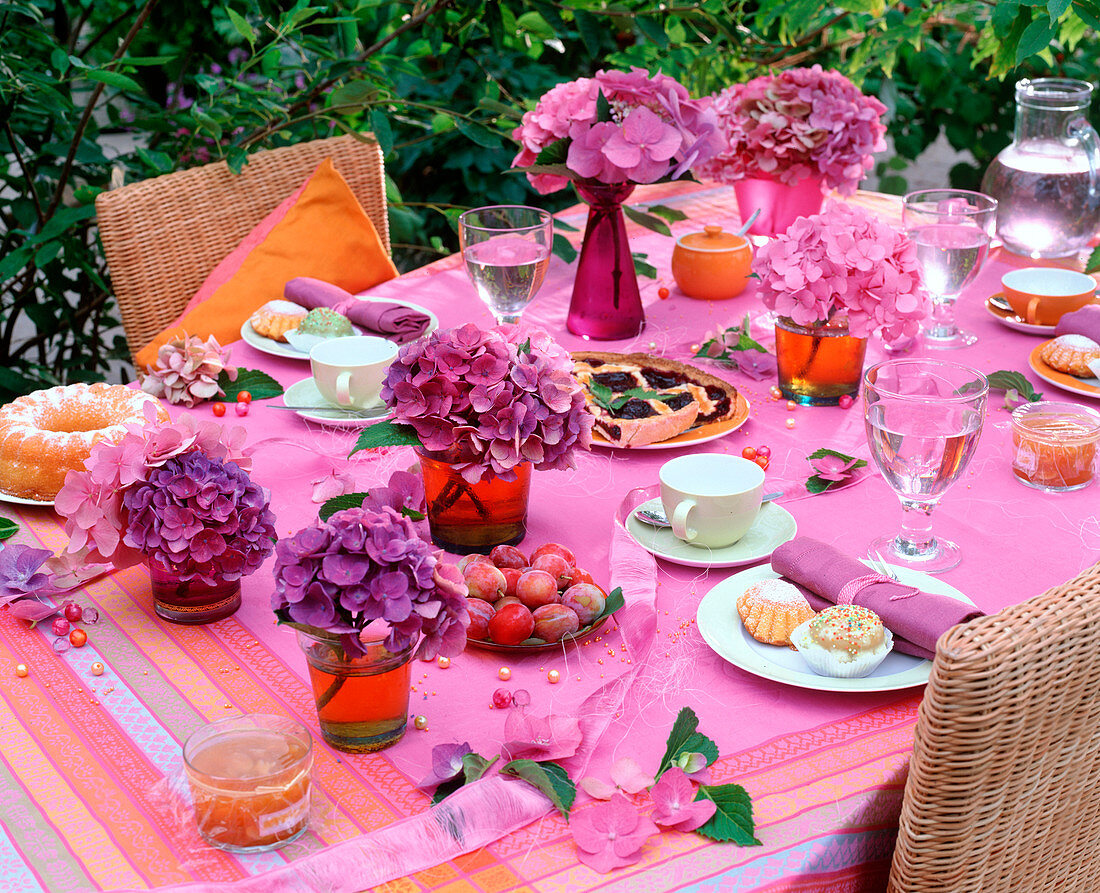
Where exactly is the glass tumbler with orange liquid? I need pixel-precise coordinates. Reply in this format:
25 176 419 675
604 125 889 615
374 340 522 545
1011 401 1100 491
183 714 312 853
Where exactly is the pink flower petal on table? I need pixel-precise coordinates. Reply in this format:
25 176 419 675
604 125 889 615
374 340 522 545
502 712 583 763
310 469 358 504
651 768 716 832
609 757 654 794
579 777 618 800
8 599 59 623
571 793 658 873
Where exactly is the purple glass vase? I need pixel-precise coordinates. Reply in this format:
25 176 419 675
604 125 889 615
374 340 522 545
733 175 826 236
566 182 645 340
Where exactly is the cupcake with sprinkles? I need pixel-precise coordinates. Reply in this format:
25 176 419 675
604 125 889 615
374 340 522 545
790 604 893 678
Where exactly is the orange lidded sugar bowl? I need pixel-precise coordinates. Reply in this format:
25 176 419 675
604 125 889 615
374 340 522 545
1010 400 1100 491
671 225 753 300
184 714 313 853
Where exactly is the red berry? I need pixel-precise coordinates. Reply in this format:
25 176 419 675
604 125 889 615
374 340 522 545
237 390 253 404
741 446 757 461
492 688 512 709
64 603 83 623
69 629 88 648
838 394 855 409
756 445 772 459
212 402 226 417
234 401 249 417
51 617 70 637
755 455 770 470
658 286 670 299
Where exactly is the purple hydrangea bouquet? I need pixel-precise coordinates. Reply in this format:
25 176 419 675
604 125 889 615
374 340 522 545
54 405 276 622
357 323 591 551
696 65 887 235
510 68 721 339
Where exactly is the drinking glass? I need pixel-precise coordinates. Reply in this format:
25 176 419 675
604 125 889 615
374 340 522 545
863 358 988 573
903 189 997 349
459 205 552 325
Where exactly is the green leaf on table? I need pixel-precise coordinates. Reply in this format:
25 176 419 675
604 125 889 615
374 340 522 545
596 586 624 620
319 492 369 521
623 204 672 237
552 232 578 265
805 448 867 495
656 707 720 778
554 217 579 233
431 775 466 805
0 518 18 540
350 420 422 455
501 759 576 818
430 753 500 805
633 253 657 279
1086 244 1100 275
695 783 761 845
987 370 1041 402
644 204 688 225
219 369 283 401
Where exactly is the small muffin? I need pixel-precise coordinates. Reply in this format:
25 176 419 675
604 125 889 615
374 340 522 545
1040 334 1100 378
791 604 893 678
249 300 307 342
737 579 816 649
297 307 354 338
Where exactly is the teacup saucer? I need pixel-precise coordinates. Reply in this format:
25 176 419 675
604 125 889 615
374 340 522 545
625 497 797 568
282 378 392 428
984 293 1056 335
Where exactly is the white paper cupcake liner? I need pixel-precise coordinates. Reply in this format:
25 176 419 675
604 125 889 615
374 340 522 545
790 616 894 678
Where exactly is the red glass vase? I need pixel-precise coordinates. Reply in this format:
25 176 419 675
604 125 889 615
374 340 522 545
566 181 645 340
733 175 825 236
418 449 531 553
147 559 241 624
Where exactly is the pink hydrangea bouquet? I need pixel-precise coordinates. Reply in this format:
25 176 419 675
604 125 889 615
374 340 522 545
272 477 469 661
55 404 276 584
371 323 592 484
511 67 722 194
696 65 887 196
141 333 236 407
753 201 928 345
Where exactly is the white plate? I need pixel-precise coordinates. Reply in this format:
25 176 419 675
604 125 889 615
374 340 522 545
281 378 393 428
1028 342 1100 398
626 498 796 568
697 563 973 692
0 492 55 508
240 297 439 360
984 294 1056 336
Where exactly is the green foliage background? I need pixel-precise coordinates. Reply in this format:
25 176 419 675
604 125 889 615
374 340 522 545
2 0 1099 397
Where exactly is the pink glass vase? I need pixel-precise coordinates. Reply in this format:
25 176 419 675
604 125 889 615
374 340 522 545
733 175 826 236
566 182 645 340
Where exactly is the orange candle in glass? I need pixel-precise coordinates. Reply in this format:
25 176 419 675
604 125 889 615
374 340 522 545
1011 401 1100 492
184 714 313 853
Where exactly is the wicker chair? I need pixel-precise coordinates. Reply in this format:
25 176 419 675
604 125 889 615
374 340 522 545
95 134 390 362
888 560 1100 892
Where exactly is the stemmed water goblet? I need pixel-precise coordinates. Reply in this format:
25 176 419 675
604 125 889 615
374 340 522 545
863 358 988 573
458 205 553 325
903 189 997 349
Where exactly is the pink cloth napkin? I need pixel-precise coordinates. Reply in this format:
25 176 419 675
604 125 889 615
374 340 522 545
1054 305 1100 343
285 276 431 343
770 537 985 660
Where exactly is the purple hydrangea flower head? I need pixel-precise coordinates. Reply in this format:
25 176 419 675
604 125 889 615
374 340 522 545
0 545 53 605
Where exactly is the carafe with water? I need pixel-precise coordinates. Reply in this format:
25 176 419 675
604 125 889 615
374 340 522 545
981 78 1100 258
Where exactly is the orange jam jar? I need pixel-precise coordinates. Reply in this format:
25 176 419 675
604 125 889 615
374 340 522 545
184 714 313 853
1011 401 1100 491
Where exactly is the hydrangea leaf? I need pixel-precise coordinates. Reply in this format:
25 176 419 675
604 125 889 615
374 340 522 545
657 707 719 777
350 421 422 454
0 518 18 540
319 492 370 522
695 784 761 846
986 370 1041 403
501 759 576 819
429 753 498 805
218 368 283 401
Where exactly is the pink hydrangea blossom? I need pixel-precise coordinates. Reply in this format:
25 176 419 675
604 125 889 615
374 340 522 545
512 68 720 193
579 757 656 800
650 768 716 832
809 453 861 482
140 334 236 406
753 201 929 346
571 793 658 873
696 65 887 196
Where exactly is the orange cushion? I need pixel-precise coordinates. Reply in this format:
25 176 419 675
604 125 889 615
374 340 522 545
134 158 397 368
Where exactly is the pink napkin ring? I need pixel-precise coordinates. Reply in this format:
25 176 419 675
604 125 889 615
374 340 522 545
836 573 919 605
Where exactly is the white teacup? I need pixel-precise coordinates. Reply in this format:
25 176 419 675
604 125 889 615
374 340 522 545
659 454 765 548
309 336 398 410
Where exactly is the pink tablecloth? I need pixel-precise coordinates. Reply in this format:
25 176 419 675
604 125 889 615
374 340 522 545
1 182 1096 893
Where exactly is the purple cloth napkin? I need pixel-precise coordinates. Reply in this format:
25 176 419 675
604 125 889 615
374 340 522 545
284 276 431 344
1054 305 1100 343
770 537 984 660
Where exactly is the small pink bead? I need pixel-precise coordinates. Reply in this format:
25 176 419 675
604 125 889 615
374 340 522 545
785 418 796 429
838 394 855 409
235 402 249 417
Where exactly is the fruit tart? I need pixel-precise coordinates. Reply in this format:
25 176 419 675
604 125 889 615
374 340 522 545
572 351 740 447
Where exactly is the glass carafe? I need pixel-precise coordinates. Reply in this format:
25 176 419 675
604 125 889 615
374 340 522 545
981 78 1100 258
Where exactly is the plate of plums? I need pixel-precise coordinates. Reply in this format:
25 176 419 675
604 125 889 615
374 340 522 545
460 541 625 654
